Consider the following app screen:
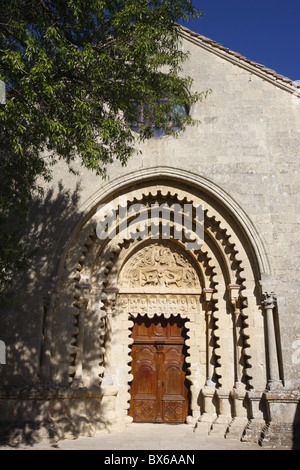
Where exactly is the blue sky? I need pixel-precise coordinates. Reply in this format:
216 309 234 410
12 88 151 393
180 0 300 81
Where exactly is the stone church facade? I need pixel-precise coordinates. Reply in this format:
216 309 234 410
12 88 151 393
0 26 299 448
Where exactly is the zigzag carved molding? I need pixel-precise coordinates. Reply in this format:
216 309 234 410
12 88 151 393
66 187 256 389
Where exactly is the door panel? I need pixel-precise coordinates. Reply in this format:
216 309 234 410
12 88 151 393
130 345 158 422
129 316 189 424
161 345 188 423
131 316 185 344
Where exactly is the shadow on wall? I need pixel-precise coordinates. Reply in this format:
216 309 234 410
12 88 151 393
0 181 83 388
0 180 109 445
293 401 300 450
0 385 105 446
27 179 82 284
2 179 83 299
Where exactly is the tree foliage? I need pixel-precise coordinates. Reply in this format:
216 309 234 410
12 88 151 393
0 0 205 298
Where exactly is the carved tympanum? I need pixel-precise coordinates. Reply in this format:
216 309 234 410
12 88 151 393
120 243 200 290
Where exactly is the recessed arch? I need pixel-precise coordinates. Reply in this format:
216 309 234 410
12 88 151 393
47 166 276 435
56 167 271 284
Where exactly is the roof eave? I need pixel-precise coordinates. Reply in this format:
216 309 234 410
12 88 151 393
178 24 300 97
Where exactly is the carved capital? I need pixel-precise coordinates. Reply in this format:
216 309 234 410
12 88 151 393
203 288 214 303
227 284 241 312
73 296 89 312
262 292 277 311
78 282 91 290
103 286 119 307
103 287 119 294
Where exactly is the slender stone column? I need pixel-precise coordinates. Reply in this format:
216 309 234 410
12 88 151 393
262 292 282 390
206 311 216 385
102 287 119 377
100 287 123 431
233 309 244 388
228 284 244 389
203 288 216 387
195 288 216 433
226 284 248 440
72 283 91 387
40 291 57 382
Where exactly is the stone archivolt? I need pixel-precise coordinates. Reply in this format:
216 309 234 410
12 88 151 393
43 176 287 445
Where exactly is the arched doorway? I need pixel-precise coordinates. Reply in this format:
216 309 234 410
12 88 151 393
47 168 283 440
117 240 204 425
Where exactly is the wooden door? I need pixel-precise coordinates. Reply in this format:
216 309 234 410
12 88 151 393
129 316 189 423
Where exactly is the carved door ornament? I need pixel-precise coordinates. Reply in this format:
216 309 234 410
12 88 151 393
118 242 201 317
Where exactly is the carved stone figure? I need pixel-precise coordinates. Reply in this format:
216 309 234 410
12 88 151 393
121 243 200 290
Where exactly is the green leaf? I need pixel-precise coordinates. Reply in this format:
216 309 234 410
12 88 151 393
0 0 208 299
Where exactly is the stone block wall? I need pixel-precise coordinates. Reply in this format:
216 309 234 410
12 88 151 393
0 28 299 447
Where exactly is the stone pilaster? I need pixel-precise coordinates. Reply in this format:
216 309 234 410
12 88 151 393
228 284 244 388
242 391 266 443
71 282 91 388
194 385 217 434
203 287 216 387
209 389 232 437
40 290 58 382
226 387 248 440
195 288 217 434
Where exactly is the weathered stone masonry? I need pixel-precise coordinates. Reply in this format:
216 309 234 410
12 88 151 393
0 26 299 448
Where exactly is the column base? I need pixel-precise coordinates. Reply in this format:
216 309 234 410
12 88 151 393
194 413 217 434
195 385 217 434
225 387 248 440
266 380 283 392
209 414 232 438
100 385 123 432
209 389 232 437
242 419 266 443
225 417 249 440
242 390 266 443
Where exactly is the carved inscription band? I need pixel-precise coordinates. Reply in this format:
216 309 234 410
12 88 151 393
119 294 200 317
